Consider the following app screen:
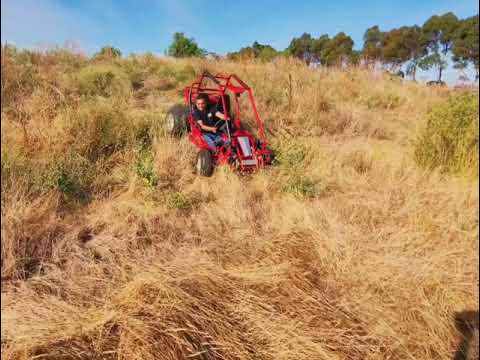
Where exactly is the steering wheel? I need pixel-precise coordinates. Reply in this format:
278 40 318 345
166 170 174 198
215 119 229 133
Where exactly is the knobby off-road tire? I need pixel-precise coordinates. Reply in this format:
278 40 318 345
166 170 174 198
196 150 214 177
264 147 275 165
256 140 275 165
165 104 189 137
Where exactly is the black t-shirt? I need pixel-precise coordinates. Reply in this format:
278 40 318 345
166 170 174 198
214 99 226 115
193 107 217 128
213 97 232 120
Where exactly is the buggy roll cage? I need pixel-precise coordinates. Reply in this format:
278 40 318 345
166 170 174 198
185 71 268 147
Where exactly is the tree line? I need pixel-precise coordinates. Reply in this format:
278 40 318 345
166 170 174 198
166 12 478 82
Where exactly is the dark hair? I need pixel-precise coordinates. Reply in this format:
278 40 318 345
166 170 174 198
196 93 210 103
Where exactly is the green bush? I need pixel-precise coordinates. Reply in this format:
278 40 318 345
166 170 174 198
62 100 131 161
94 46 122 60
71 64 130 98
171 63 196 83
275 141 307 168
133 117 154 150
135 111 167 147
1 147 95 201
414 91 479 176
135 150 159 188
1 46 40 110
1 149 37 196
44 152 93 200
165 191 191 210
282 175 317 198
122 54 183 90
362 92 403 110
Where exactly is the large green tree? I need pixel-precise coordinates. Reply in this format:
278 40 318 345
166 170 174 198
252 41 278 62
418 52 448 80
167 32 205 58
227 41 278 62
350 50 362 66
452 14 479 81
403 26 429 81
321 32 355 66
366 26 428 78
227 46 254 60
422 12 460 81
381 27 412 71
362 25 384 66
311 35 330 65
286 33 315 64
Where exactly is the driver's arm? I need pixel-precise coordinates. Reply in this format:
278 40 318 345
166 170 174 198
197 120 216 133
214 111 229 120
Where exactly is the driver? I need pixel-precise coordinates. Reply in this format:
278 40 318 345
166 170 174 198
193 93 229 151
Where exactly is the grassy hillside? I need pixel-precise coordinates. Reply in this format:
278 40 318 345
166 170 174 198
1 47 479 359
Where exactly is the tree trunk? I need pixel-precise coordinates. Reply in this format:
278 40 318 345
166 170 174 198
412 67 416 81
438 66 443 82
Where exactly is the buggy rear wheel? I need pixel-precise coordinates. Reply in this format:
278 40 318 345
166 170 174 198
196 150 214 177
164 104 189 137
263 147 275 165
256 140 275 165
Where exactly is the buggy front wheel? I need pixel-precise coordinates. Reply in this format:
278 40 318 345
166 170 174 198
196 150 214 177
164 104 189 137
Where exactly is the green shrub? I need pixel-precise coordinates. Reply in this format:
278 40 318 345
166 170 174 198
1 149 36 195
71 64 130 98
2 146 99 202
43 152 93 200
134 118 154 150
275 141 307 168
171 63 196 83
362 92 403 110
135 150 159 188
282 175 317 198
1 46 40 110
122 54 181 90
94 46 122 60
61 100 162 161
165 191 191 210
414 91 479 176
125 110 165 151
62 100 131 161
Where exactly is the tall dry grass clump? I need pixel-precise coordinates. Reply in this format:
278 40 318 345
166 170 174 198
414 90 479 177
1 47 478 359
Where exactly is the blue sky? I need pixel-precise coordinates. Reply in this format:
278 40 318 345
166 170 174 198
1 0 479 83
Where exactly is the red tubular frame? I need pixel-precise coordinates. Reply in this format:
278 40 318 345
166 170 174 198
183 71 273 171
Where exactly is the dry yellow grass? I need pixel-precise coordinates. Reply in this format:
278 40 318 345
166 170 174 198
1 49 478 359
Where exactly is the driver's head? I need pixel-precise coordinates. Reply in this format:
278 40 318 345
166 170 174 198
195 93 209 112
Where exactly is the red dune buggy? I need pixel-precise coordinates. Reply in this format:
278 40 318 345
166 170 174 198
164 71 274 176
